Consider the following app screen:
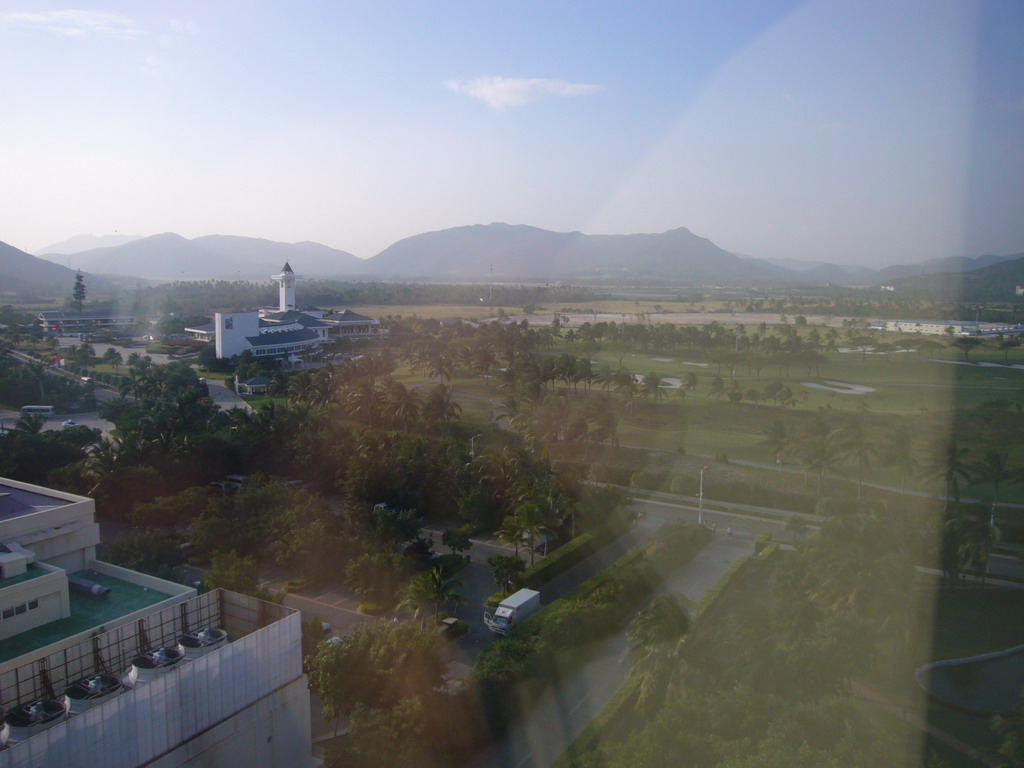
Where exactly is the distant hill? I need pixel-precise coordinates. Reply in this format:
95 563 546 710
890 254 1024 301
45 233 365 281
364 223 793 284
756 257 876 285
36 233 142 256
192 236 365 277
874 253 1024 284
0 240 121 298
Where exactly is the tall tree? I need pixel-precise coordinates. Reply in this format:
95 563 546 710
306 621 446 720
72 271 86 311
759 418 790 471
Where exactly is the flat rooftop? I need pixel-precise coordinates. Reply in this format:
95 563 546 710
0 569 176 663
0 564 48 589
0 484 71 522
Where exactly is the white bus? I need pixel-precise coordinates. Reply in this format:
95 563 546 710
19 405 55 415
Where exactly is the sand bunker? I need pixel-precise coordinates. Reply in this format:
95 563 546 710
837 346 911 355
679 361 709 368
634 375 683 389
801 380 876 394
931 360 1024 370
648 357 673 363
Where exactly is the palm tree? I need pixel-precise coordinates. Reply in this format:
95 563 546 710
792 427 846 495
421 383 461 431
837 413 876 499
514 504 545 565
627 595 691 713
400 566 466 621
384 379 420 429
971 449 1014 542
641 372 664 405
496 514 527 560
879 424 918 495
760 418 790 471
924 441 972 512
945 505 999 582
343 378 384 427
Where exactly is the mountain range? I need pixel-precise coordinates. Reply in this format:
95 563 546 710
3 224 1021 297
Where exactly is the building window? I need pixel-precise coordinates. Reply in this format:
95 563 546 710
1 600 40 620
225 317 234 330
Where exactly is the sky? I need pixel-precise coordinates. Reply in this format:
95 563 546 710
1 0 1021 267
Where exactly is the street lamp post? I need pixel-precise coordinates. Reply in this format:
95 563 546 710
698 465 707 526
469 433 482 459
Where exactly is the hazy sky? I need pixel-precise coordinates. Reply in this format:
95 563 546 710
1 1 1021 267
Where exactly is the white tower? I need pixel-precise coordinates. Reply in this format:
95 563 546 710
271 262 303 312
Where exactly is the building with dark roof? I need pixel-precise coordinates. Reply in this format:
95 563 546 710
322 309 384 338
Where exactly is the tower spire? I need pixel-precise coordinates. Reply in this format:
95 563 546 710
271 263 303 311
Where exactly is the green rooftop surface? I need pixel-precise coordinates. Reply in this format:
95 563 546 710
0 570 175 663
0 564 48 588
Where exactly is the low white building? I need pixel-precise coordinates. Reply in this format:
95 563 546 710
883 319 1024 336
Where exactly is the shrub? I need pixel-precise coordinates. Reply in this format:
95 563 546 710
754 531 771 554
669 476 690 495
358 600 388 616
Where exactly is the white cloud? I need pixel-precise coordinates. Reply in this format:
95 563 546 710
140 54 168 79
170 19 198 35
1 9 145 40
445 76 603 109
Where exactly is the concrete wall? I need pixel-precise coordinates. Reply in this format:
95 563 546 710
151 676 314 768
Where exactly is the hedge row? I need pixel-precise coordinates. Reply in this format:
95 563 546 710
485 529 611 607
473 523 713 731
554 536 782 768
485 510 636 606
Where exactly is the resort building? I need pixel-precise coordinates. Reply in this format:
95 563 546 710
322 309 384 338
183 262 382 365
0 477 315 767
